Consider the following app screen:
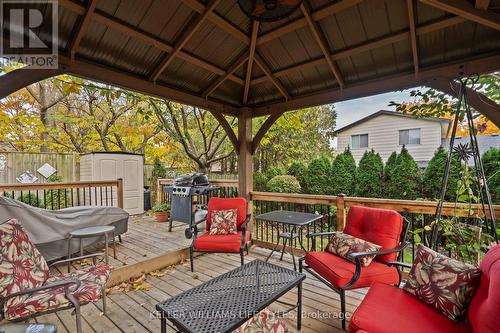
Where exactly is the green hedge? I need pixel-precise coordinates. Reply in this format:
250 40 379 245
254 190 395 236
306 156 331 194
330 148 356 195
355 149 384 198
386 146 421 199
288 162 308 193
267 175 301 193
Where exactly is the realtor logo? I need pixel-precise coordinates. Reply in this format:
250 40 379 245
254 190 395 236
0 0 58 68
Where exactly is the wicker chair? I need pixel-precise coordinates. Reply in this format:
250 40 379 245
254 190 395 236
0 219 111 333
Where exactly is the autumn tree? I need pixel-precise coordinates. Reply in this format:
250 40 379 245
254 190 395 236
151 100 235 173
254 105 336 172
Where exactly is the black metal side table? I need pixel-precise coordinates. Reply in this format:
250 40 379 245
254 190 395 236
256 210 323 270
67 225 117 272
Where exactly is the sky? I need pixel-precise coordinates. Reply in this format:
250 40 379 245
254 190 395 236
334 89 417 130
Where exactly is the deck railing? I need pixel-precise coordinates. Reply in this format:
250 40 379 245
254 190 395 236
155 178 500 263
0 179 124 210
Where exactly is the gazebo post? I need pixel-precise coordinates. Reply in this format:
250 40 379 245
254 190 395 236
238 107 253 200
238 107 253 221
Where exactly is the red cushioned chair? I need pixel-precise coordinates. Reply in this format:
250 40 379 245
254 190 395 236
349 244 500 333
190 197 251 272
299 206 409 329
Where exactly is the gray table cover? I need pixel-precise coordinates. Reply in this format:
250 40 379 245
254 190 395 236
0 196 128 261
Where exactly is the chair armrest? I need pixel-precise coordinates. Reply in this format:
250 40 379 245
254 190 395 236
306 231 336 238
49 253 104 268
240 214 251 249
387 261 412 270
0 279 81 309
347 242 410 260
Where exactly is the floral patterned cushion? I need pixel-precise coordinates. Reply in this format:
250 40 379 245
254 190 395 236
209 209 238 235
403 244 481 321
4 263 111 320
325 232 382 267
0 219 49 300
236 308 288 333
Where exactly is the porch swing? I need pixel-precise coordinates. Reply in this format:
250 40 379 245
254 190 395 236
348 75 500 333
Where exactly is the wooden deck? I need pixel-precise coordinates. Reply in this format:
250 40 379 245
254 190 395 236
33 217 367 333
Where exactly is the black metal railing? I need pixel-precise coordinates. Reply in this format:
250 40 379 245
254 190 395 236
0 180 124 210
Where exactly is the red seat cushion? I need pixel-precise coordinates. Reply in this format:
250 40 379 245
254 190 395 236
344 206 403 263
468 244 500 333
348 283 473 333
304 251 399 289
207 198 247 231
193 231 250 252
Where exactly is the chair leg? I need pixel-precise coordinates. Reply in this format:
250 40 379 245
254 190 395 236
240 251 244 266
75 305 83 333
118 234 122 243
190 247 194 272
245 243 249 255
340 289 346 330
102 286 107 315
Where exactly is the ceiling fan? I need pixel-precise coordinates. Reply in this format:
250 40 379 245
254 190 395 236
238 0 303 22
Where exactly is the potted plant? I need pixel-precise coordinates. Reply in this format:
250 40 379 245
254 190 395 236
152 203 170 222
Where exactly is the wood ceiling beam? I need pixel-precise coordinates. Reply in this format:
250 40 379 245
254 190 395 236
258 0 363 45
58 0 244 86
420 0 500 31
181 0 249 45
149 0 221 82
209 110 239 151
0 67 64 100
475 0 490 10
251 111 285 154
57 54 239 116
407 0 419 75
254 54 291 101
250 16 466 86
300 2 344 88
67 0 97 60
252 53 500 117
243 21 259 105
202 52 249 98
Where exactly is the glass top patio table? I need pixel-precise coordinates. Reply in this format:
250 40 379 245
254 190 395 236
255 210 323 226
156 259 305 333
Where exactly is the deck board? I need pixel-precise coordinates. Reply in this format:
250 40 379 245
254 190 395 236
31 215 369 332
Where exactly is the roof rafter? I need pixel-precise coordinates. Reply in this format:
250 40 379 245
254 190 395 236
258 0 363 45
67 0 97 60
181 0 249 45
243 21 259 105
250 16 466 86
300 2 344 88
253 53 500 117
254 54 291 100
420 0 500 31
407 0 419 75
59 0 244 86
149 0 222 82
202 52 249 98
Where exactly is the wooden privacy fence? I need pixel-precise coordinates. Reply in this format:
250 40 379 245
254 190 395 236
0 151 78 183
0 179 124 210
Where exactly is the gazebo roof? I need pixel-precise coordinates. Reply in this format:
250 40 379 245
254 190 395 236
9 0 500 116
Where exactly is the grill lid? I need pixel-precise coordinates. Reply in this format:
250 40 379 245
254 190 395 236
173 173 209 186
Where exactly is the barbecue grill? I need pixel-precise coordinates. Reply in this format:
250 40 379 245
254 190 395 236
163 173 219 238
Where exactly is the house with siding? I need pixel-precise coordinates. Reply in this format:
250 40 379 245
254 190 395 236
336 110 451 167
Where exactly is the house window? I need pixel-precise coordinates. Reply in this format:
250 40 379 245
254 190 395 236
399 128 421 145
352 134 368 149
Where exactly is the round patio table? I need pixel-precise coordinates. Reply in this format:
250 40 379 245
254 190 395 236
67 225 117 271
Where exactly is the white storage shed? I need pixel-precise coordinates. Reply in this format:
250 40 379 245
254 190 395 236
80 152 144 215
